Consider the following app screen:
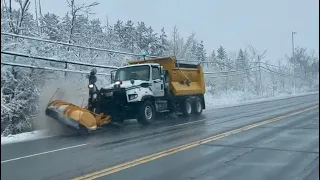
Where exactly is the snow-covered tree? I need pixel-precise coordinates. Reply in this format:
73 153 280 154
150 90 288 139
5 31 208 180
236 49 246 70
287 47 319 90
217 46 227 70
136 21 148 51
145 26 158 56
196 40 206 64
158 27 169 56
40 13 61 40
123 20 136 52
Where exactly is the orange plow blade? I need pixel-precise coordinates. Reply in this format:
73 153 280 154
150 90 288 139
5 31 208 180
45 100 111 131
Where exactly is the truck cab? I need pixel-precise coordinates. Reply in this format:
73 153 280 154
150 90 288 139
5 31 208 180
110 63 167 100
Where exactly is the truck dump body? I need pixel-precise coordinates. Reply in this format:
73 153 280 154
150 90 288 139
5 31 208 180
128 56 206 96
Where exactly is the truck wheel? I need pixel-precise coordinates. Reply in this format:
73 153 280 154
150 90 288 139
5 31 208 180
137 100 155 125
180 98 193 116
192 97 203 115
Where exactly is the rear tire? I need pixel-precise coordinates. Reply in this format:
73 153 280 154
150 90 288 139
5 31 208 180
137 100 155 125
180 98 193 116
192 97 203 115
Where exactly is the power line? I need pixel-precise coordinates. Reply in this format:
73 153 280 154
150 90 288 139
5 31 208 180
249 61 282 68
1 32 205 63
1 60 257 78
2 50 250 75
1 62 110 76
1 51 118 69
1 60 248 77
260 66 301 78
1 32 159 58
0 32 233 64
3 32 283 69
2 32 297 72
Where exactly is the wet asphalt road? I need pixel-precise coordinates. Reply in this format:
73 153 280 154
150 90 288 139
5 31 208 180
1 93 319 180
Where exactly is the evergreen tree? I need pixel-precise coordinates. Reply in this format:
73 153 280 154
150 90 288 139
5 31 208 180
210 49 216 61
113 19 124 45
209 49 217 68
189 40 198 60
88 18 104 46
217 46 227 70
146 26 158 55
60 13 72 42
136 21 148 51
236 49 246 70
72 15 90 44
196 40 206 63
41 13 61 41
123 20 136 52
158 27 169 56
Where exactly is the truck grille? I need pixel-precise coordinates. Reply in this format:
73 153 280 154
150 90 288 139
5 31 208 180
98 88 127 114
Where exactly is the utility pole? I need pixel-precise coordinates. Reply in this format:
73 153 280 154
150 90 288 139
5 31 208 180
292 31 297 94
258 55 262 98
1 0 4 18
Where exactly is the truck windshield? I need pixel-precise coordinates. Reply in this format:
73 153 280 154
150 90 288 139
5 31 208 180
115 65 150 81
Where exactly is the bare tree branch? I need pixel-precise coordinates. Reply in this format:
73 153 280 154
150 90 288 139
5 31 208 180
180 32 195 58
13 0 30 34
66 0 99 46
260 50 268 60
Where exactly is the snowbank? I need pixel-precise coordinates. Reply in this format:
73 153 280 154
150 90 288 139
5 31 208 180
1 130 53 145
205 91 318 109
205 91 258 108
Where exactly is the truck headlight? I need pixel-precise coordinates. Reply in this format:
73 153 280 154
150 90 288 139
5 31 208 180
128 94 138 100
88 84 94 88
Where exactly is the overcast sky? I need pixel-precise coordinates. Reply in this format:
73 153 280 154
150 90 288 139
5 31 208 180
26 0 319 63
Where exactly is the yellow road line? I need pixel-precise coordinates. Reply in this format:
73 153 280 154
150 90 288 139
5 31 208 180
72 104 319 180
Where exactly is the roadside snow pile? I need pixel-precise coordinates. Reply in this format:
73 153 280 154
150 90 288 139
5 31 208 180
205 91 259 108
1 130 52 145
204 91 318 109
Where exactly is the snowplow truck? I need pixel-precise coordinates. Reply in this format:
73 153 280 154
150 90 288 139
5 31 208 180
45 56 206 131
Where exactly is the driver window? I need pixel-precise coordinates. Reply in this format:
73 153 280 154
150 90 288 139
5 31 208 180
152 67 160 80
118 71 126 80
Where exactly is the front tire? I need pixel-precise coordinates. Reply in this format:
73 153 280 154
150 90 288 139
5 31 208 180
137 100 155 125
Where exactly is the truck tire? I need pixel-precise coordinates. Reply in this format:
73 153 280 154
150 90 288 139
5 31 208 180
180 98 193 116
192 97 203 115
137 100 155 125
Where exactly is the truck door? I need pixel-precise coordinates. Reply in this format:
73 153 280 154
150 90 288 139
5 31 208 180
151 66 164 97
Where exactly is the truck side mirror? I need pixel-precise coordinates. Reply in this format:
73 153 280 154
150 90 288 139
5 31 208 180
89 70 97 84
110 74 114 83
160 66 164 80
110 70 116 83
160 66 164 75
